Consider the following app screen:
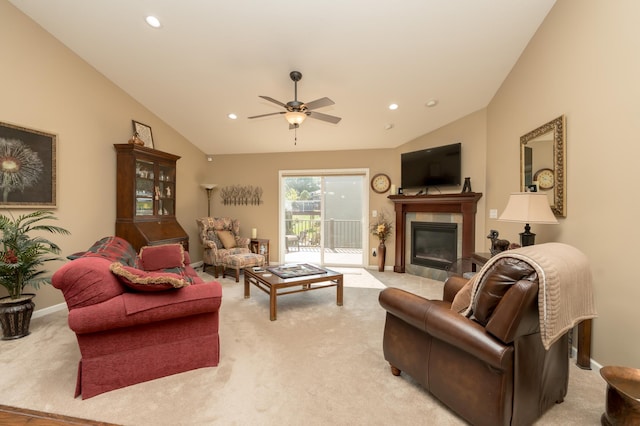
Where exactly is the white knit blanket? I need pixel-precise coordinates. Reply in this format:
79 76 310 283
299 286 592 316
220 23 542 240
463 243 597 349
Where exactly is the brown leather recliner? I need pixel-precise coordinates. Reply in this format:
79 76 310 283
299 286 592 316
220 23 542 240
379 257 570 426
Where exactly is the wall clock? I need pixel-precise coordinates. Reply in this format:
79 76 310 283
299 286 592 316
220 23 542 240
371 173 391 193
534 168 554 190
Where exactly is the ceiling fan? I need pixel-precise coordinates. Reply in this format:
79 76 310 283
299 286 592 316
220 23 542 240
248 71 342 129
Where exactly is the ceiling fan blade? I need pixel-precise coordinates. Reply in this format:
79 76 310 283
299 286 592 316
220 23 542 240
308 111 342 124
304 97 335 110
248 111 285 119
259 95 287 108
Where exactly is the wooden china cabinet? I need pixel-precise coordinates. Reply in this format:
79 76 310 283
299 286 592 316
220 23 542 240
114 144 189 252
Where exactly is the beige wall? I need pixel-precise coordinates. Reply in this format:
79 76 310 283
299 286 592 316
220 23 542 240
4 0 636 368
486 0 640 368
395 109 488 251
208 149 396 265
1 3 211 310
208 109 486 268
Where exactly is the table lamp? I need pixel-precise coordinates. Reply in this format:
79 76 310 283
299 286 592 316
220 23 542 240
200 184 217 217
498 192 558 246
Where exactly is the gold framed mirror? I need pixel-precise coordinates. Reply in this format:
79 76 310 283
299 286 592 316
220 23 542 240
520 115 566 217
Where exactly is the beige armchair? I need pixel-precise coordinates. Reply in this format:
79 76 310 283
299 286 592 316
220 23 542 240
196 217 251 277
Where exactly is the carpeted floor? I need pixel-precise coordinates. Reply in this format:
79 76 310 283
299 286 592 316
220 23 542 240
0 268 606 425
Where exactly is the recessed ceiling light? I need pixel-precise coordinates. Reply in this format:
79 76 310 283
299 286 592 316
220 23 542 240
426 99 439 107
145 16 161 28
227 113 238 120
388 103 399 110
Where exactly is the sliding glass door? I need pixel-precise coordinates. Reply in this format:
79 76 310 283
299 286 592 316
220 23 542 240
280 169 368 267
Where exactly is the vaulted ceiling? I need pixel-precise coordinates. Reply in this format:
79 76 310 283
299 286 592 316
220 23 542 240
10 0 555 155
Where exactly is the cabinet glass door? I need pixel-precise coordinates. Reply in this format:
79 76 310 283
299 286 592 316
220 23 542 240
135 160 154 216
157 164 175 216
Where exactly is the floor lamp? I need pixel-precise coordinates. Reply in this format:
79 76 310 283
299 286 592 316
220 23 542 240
200 184 217 217
498 192 558 246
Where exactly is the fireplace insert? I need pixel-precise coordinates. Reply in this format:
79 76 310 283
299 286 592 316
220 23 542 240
411 222 458 270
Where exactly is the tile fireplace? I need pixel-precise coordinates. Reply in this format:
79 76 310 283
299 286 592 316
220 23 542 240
389 192 482 274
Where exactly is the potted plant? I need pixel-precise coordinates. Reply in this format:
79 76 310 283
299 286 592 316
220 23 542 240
371 211 393 272
0 210 70 339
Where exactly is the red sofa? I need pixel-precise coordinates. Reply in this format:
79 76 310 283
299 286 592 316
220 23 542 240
52 237 222 399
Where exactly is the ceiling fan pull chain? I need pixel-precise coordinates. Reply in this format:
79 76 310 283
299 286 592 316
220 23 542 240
294 127 297 145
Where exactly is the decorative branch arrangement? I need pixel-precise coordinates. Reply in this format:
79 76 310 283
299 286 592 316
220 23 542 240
220 185 263 206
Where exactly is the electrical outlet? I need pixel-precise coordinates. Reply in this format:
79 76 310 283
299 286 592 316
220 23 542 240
372 210 378 218
489 209 498 219
372 248 377 257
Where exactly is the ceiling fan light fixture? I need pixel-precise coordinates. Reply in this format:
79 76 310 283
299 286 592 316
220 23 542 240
285 111 306 125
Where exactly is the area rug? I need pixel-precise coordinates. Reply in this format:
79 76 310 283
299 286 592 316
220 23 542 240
332 267 386 289
0 269 605 425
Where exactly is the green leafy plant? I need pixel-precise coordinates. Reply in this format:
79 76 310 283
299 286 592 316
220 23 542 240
0 211 70 299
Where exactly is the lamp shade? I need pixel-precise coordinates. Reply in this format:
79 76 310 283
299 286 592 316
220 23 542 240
498 192 557 246
285 111 306 126
498 192 558 224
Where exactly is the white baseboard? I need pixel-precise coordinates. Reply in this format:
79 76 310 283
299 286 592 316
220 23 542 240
33 302 67 319
366 265 393 271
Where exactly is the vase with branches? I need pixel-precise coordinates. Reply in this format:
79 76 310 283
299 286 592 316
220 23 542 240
371 211 393 271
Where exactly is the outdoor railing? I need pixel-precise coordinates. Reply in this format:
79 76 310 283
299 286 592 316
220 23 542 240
285 218 362 249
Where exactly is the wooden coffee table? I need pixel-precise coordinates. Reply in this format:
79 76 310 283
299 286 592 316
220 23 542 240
244 265 343 320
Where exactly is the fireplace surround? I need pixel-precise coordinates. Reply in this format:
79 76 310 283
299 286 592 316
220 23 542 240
389 192 482 273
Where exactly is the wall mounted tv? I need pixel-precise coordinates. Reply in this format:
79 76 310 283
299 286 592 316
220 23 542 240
401 142 461 190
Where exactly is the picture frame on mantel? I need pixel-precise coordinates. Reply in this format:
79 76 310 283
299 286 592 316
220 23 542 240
0 121 57 208
132 120 154 149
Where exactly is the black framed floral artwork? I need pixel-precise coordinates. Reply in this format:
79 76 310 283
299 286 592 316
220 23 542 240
0 121 57 208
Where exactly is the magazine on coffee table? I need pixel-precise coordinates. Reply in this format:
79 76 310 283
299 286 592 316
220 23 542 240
267 263 327 279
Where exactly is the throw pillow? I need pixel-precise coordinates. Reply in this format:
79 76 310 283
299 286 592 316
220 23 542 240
451 279 474 314
216 230 236 249
110 262 189 292
68 236 140 267
138 244 185 271
206 229 223 249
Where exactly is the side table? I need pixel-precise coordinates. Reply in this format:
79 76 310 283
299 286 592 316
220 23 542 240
470 252 491 272
250 238 269 265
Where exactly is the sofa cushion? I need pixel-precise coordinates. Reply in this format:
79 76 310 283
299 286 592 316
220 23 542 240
216 230 236 249
110 263 189 292
68 283 223 334
138 244 185 271
51 257 126 309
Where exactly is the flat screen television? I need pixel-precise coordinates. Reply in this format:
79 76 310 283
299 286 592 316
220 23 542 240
401 143 461 190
